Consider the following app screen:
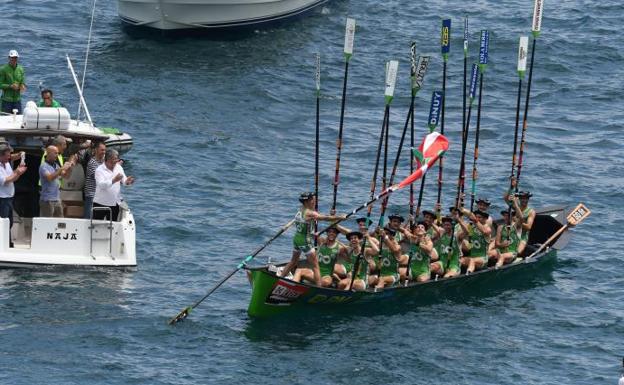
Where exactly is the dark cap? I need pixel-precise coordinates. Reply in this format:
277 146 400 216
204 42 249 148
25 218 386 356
346 231 363 240
476 197 491 206
449 206 460 213
326 226 339 234
515 191 533 198
299 192 316 203
500 209 516 216
441 216 453 223
388 213 405 222
473 210 490 219
422 210 435 218
383 226 396 236
356 217 372 226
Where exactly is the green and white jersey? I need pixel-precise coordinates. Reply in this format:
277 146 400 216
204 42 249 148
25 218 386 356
408 240 430 277
318 241 341 277
293 208 314 248
435 233 460 270
521 206 534 242
345 250 368 280
468 224 489 258
378 247 399 277
499 225 521 254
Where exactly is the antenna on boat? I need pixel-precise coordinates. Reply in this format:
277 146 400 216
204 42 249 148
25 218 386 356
77 0 98 121
67 55 94 127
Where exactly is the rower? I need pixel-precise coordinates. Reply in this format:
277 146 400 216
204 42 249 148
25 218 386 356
475 197 496 256
457 208 492 273
489 209 525 268
421 210 439 241
334 217 378 249
280 192 345 285
511 191 535 248
431 216 461 278
387 212 410 266
399 221 437 283
336 231 379 291
374 226 402 289
293 226 346 287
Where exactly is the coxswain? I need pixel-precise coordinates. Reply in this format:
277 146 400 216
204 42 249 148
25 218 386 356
431 216 462 278
457 208 492 273
399 221 437 283
293 226 346 287
336 231 379 291
489 209 525 267
280 192 346 285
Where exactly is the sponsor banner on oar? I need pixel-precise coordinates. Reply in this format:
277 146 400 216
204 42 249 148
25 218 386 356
441 18 451 61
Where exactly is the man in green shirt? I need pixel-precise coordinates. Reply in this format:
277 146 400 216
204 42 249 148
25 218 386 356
0 50 26 114
37 89 61 108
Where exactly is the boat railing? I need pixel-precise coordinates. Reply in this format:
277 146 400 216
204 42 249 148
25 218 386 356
89 207 113 259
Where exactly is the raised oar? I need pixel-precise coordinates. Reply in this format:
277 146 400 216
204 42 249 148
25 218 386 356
526 203 590 259
469 30 489 211
516 0 543 190
314 53 321 246
331 17 356 213
462 16 468 143
436 18 451 219
409 51 431 225
351 60 398 290
415 90 443 218
316 131 450 239
168 218 296 325
508 37 528 198
455 63 479 209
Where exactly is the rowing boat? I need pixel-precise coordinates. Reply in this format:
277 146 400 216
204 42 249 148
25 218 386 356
245 206 569 318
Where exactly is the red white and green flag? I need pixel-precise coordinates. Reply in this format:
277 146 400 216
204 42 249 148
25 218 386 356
397 132 449 189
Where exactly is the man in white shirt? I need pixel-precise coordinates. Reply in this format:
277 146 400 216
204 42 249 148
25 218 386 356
0 143 26 246
93 149 134 221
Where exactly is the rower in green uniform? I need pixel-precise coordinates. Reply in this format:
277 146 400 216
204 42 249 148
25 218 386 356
399 221 437 282
387 212 410 267
293 226 346 287
374 226 402 289
421 210 439 242
280 192 346 285
490 209 525 267
431 216 461 278
336 231 379 291
457 208 492 273
504 178 536 246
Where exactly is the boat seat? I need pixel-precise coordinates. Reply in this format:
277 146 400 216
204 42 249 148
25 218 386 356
61 163 85 218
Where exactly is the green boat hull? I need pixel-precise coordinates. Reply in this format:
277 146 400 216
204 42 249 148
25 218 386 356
247 248 557 318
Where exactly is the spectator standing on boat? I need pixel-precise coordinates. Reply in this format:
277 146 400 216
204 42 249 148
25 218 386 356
0 143 26 246
336 231 378 291
490 209 526 267
37 89 61 108
39 145 72 217
0 50 25 114
457 208 492 273
279 192 345 286
93 149 134 221
399 221 437 283
83 141 105 219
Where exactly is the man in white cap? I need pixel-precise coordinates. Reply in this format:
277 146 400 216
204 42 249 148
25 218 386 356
0 142 27 246
0 50 26 114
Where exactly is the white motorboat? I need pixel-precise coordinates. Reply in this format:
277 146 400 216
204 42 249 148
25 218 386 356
118 0 328 31
0 103 136 268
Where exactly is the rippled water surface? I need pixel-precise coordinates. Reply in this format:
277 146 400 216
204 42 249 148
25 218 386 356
0 1 622 384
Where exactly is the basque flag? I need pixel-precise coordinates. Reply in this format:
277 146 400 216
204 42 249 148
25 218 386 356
397 132 449 189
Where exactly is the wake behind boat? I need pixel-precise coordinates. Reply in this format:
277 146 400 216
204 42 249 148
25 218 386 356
118 0 328 31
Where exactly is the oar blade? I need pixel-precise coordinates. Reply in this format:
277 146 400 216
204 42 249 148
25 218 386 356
566 203 591 226
168 306 193 325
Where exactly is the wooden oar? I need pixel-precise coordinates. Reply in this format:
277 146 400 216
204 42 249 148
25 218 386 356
469 29 489 211
350 60 398 290
314 53 321 246
516 0 543 190
526 203 590 259
436 18 451 220
168 218 296 325
410 54 431 222
331 17 356 213
455 63 479 209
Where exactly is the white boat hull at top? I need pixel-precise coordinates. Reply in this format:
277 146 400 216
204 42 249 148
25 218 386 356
118 0 328 30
